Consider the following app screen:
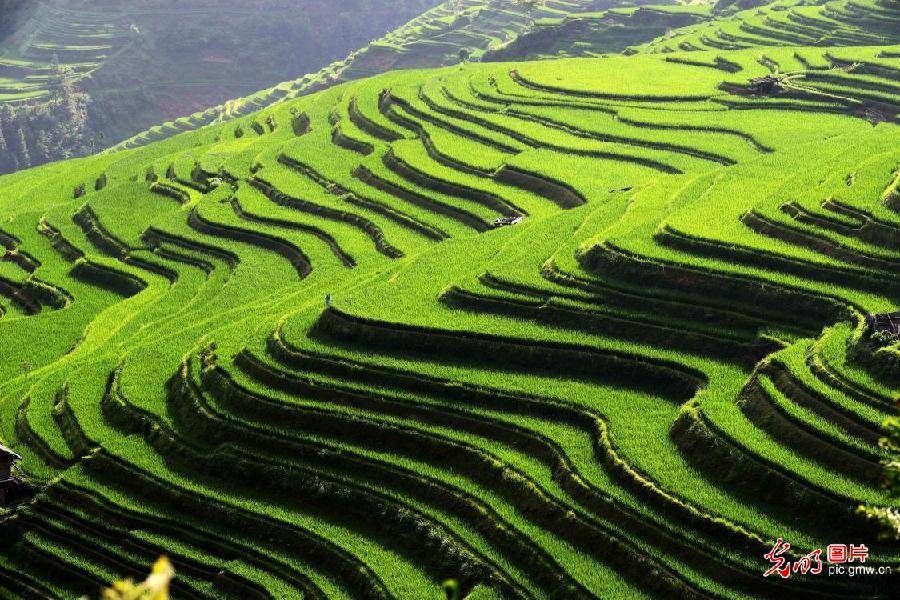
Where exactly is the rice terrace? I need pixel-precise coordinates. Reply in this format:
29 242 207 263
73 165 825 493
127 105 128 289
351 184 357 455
0 0 898 598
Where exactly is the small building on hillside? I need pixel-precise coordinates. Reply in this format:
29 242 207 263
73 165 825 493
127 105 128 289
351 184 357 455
493 216 525 228
0 444 21 506
867 312 900 336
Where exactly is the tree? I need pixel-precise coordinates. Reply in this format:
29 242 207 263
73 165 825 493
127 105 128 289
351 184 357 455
859 413 900 539
15 127 29 170
0 106 14 172
36 130 52 163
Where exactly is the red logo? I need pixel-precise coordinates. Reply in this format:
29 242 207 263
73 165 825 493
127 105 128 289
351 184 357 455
764 541 869 578
763 538 792 578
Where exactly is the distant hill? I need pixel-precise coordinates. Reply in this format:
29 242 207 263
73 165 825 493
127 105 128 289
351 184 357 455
0 0 443 173
481 3 712 61
0 1 29 39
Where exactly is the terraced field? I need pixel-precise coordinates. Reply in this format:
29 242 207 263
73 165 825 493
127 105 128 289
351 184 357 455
0 2 899 599
0 4 124 103
644 0 900 53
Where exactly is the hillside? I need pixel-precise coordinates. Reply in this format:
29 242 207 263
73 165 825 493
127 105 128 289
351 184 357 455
0 0 898 599
482 3 713 60
0 0 443 174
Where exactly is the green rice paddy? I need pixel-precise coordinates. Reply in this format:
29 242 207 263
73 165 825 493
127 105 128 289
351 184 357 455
0 0 898 598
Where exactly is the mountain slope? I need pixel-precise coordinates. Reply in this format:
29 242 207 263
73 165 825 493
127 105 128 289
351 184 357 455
0 3 898 595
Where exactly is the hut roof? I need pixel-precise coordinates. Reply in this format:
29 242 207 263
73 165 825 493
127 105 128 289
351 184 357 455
867 312 900 335
493 216 525 227
0 444 21 462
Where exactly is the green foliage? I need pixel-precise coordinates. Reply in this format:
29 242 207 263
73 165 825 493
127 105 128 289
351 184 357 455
102 557 174 600
858 414 900 540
